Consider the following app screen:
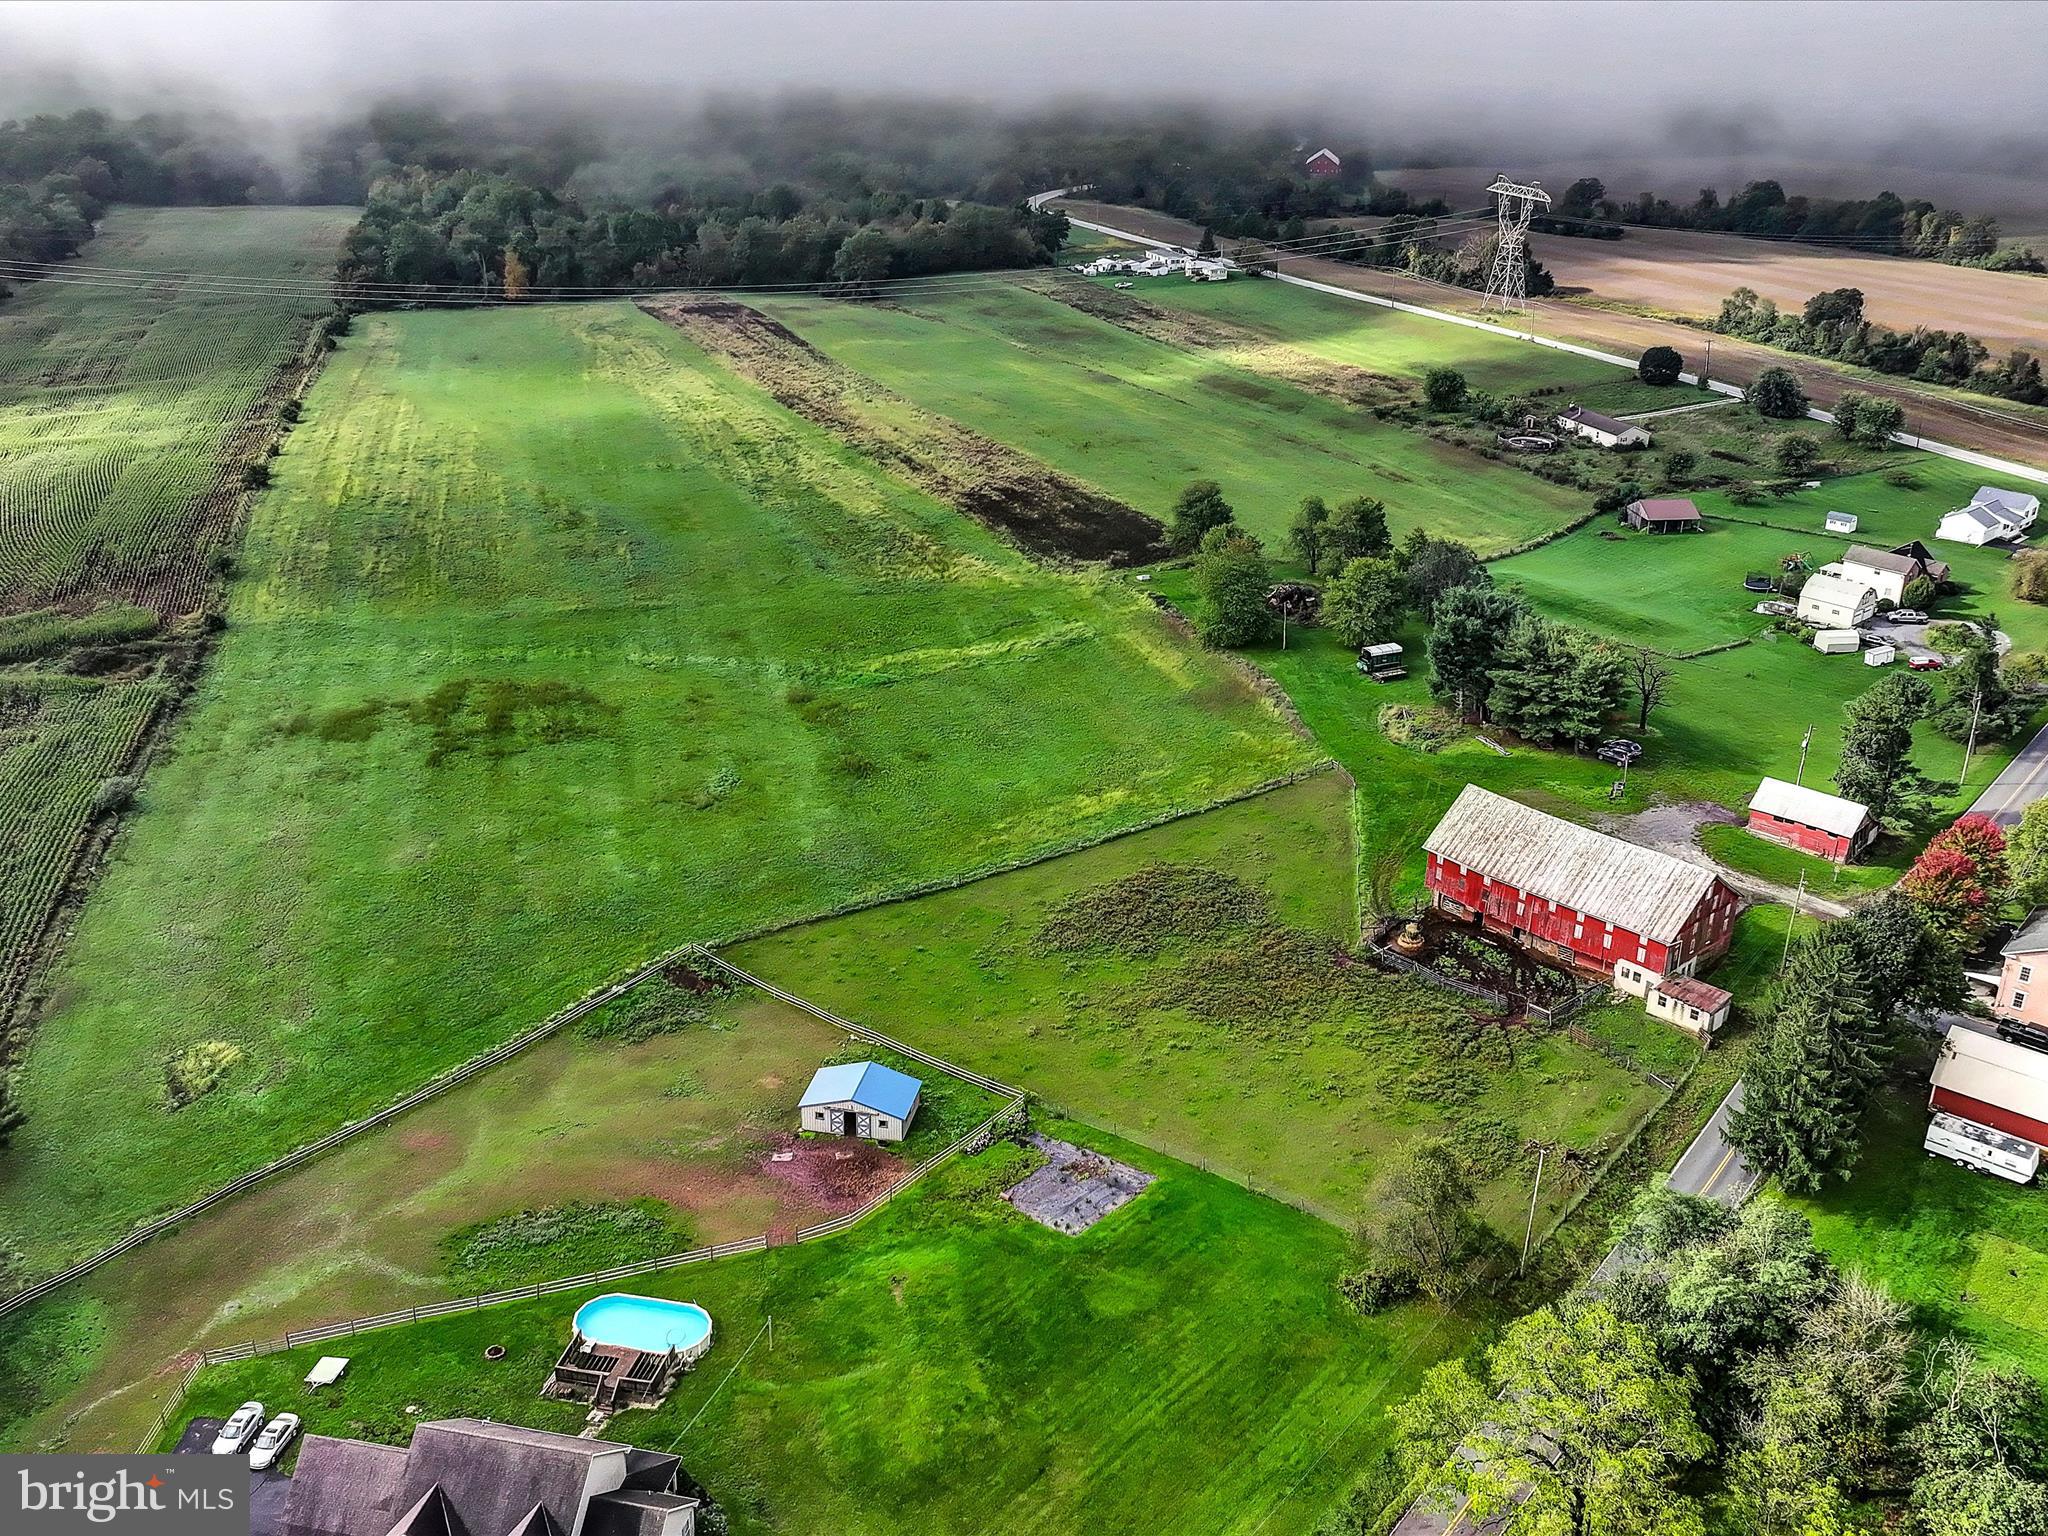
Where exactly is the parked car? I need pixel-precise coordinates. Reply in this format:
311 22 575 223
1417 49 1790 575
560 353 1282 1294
1597 740 1643 767
1910 655 1944 671
211 1402 265 1455
1890 608 1928 624
249 1413 301 1470
1113 281 1134 290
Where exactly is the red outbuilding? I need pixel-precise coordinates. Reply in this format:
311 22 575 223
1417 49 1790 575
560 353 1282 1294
1304 148 1342 177
1931 1026 2048 1145
1423 784 1740 980
1746 777 1875 865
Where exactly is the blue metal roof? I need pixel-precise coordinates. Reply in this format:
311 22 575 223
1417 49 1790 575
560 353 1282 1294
799 1060 922 1120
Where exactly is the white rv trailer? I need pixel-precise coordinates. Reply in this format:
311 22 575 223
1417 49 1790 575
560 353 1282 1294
1924 1110 2041 1184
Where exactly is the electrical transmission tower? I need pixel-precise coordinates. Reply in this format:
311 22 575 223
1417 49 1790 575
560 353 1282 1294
1482 175 1551 312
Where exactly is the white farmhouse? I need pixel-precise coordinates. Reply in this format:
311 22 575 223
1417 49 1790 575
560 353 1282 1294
1830 546 1921 606
1554 404 1651 449
1937 486 2041 546
1796 567 1879 628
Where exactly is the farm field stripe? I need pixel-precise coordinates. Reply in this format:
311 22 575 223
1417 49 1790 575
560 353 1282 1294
1059 202 2048 488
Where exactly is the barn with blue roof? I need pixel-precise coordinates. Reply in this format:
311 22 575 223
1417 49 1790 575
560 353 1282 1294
798 1059 923 1142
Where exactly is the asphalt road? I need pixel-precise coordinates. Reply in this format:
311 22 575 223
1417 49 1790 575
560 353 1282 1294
1970 716 2048 826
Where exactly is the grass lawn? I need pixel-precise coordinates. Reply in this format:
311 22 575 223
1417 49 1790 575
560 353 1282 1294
725 774 1670 1234
0 980 999 1452
1794 1090 2048 1384
1699 823 1902 897
2 300 1318 1276
754 283 1587 551
159 1125 1464 1536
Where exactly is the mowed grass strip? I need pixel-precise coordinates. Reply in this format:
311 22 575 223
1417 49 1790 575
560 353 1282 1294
754 282 1586 551
165 1128 1464 1536
2 302 1316 1273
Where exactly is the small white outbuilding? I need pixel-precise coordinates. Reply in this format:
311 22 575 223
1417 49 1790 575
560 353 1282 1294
1797 569 1879 628
1813 628 1862 654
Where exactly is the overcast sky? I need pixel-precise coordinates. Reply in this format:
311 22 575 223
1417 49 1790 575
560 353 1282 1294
1 1 2042 167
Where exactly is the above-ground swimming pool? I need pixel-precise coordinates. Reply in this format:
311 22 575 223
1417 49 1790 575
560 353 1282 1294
572 1294 715 1359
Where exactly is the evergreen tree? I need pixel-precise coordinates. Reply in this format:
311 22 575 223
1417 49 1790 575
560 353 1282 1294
1934 626 2030 742
1728 929 1887 1191
1399 529 1489 620
1427 585 1527 721
1839 890 1966 1021
1834 671 1933 829
1488 616 1627 747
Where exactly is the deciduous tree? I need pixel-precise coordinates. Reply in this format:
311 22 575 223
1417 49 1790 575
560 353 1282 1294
1169 479 1235 553
1750 366 1811 419
1399 529 1488 619
1423 366 1468 412
2007 798 2048 908
1189 524 1274 648
1359 1138 1492 1304
1287 495 1330 574
1902 814 2009 949
1325 494 1392 563
1638 345 1685 386
1627 648 1675 731
1775 434 1821 474
1322 556 1406 650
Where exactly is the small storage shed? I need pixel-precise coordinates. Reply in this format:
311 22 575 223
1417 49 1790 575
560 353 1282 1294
1649 976 1733 1040
1812 628 1862 654
1623 497 1702 533
1826 510 1858 534
798 1060 922 1143
1358 642 1406 680
1747 776 1875 863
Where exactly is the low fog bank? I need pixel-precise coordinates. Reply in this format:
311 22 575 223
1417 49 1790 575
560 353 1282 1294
0 0 2043 190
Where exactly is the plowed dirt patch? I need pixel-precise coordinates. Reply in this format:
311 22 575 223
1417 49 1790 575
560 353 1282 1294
642 297 1165 565
757 1129 904 1209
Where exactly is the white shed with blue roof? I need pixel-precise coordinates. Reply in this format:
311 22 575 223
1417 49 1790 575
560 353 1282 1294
798 1060 923 1142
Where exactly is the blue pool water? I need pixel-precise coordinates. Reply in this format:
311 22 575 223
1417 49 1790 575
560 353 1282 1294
573 1294 713 1354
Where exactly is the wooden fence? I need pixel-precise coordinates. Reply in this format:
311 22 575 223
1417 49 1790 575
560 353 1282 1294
199 1092 1027 1366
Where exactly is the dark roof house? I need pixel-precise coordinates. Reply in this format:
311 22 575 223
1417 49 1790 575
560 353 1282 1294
283 1419 700 1536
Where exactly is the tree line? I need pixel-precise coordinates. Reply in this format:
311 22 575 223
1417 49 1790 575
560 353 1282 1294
333 167 1066 300
1554 174 2043 273
1715 285 2045 405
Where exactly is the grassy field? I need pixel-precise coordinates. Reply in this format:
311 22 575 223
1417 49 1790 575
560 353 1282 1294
1 300 1318 1276
0 978 1002 1452
1699 822 1903 896
162 1126 1471 1536
726 774 1674 1233
754 282 1588 550
0 206 355 1032
1795 1090 2048 1384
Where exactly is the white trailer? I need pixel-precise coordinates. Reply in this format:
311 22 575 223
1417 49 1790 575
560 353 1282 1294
1813 628 1861 654
1864 643 1896 666
1925 1111 2041 1184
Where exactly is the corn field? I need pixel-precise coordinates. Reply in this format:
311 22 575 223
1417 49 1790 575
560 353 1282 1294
0 205 355 1026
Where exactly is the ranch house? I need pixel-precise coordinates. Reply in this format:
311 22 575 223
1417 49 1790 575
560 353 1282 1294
1423 785 1740 989
1623 497 1701 533
1746 777 1875 864
798 1059 922 1143
1555 404 1650 449
1937 486 2040 546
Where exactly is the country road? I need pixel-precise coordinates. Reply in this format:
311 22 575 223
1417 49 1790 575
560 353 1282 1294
1971 716 2048 827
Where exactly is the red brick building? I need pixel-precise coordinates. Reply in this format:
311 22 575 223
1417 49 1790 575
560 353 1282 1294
1304 148 1341 177
1746 777 1874 865
1423 785 1741 980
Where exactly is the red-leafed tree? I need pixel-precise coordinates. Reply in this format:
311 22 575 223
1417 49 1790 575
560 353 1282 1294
1901 814 2009 949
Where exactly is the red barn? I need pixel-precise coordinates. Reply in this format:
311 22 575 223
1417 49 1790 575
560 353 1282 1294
1305 148 1341 177
1746 777 1874 865
1931 1025 2048 1145
1423 785 1740 981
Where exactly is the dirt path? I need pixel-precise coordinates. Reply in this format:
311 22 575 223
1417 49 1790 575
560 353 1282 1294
1054 199 2048 474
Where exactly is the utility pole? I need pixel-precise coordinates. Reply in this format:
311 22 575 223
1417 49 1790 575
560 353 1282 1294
1703 334 1714 391
1960 687 1983 787
1780 869 1806 973
1519 1143 1551 1272
1795 724 1813 785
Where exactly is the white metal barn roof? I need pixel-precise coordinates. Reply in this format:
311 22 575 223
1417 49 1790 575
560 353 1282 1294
1934 1026 2048 1124
1748 777 1870 839
1424 784 1718 943
1799 570 1877 610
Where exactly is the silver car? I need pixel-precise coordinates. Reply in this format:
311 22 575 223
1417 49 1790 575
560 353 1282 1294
210 1401 264 1455
249 1413 301 1470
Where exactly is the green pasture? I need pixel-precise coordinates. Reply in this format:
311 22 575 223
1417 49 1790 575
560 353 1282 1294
727 774 1672 1232
1795 1091 2048 1384
0 982 997 1452
755 282 1586 551
2 301 1317 1276
162 1127 1470 1536
1699 823 1903 896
